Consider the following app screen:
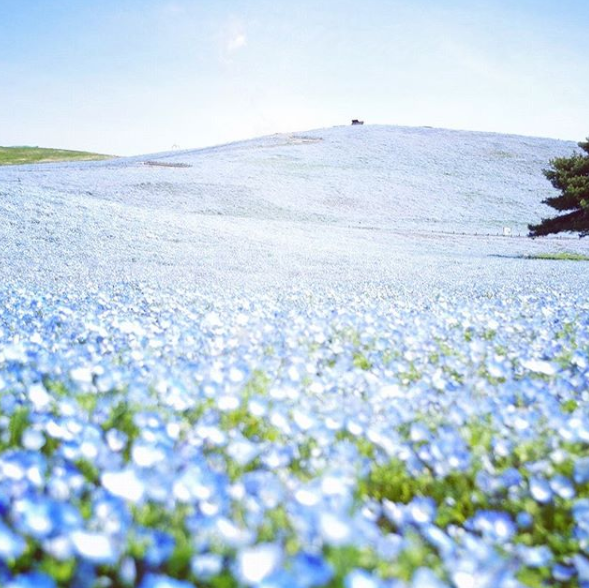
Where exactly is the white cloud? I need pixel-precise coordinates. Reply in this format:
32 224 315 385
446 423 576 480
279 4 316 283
220 19 248 63
227 33 247 53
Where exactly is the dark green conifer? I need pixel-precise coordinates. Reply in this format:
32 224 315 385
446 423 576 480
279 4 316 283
529 138 589 237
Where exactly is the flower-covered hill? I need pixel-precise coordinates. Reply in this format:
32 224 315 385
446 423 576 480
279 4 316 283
1 125 589 587
1 125 588 291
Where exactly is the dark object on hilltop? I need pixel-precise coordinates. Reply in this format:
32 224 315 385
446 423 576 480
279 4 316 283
351 119 364 126
529 137 589 238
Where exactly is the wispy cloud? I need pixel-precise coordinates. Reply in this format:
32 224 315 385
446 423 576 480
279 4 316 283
227 32 247 53
220 18 248 63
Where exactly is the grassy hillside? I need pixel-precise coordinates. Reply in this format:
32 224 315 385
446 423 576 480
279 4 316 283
0 146 114 166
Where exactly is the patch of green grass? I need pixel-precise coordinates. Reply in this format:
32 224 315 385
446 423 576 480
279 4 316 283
74 458 100 485
7 406 29 448
335 430 376 459
76 392 98 414
219 407 282 442
132 503 194 579
0 146 114 166
39 557 77 584
325 535 444 586
101 401 141 461
242 369 272 399
524 252 589 262
353 352 372 371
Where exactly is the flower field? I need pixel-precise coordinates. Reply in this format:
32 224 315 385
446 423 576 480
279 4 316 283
1 284 588 588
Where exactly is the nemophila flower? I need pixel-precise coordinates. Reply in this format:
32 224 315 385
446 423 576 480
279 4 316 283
516 511 533 529
497 467 523 489
0 521 26 559
469 511 515 542
93 494 131 535
227 438 259 467
573 499 589 539
106 428 127 452
573 554 589 582
421 524 454 558
552 563 575 582
516 544 552 568
290 552 333 587
345 569 382 588
27 383 52 410
550 474 575 500
6 572 56 588
574 457 589 485
1 451 46 486
407 497 436 525
318 511 353 545
521 359 557 376
411 568 448 588
142 529 176 566
215 517 255 548
529 477 553 504
139 574 194 588
132 439 166 468
236 543 283 585
13 498 56 539
70 530 117 564
101 468 145 503
191 552 223 579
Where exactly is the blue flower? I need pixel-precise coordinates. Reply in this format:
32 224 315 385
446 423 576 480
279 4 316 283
0 521 26 559
139 574 194 588
291 552 334 587
6 572 56 588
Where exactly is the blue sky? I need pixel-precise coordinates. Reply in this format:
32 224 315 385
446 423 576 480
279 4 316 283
1 0 588 155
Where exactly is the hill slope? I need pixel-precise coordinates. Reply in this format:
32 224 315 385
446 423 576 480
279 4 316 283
110 124 575 234
1 125 587 290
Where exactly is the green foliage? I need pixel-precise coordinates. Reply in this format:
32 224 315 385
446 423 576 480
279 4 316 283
76 392 98 414
325 545 379 587
217 371 281 442
257 506 300 554
102 401 141 461
529 138 589 237
242 369 272 399
39 557 77 584
203 571 239 588
74 458 100 484
290 438 320 480
43 379 70 397
132 503 194 579
353 352 372 371
325 536 444 586
335 430 376 459
219 407 281 442
0 146 113 166
524 252 589 261
363 458 484 527
8 406 29 448
561 399 578 413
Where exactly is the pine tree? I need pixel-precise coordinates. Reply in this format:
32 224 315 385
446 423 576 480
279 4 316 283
528 138 589 238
